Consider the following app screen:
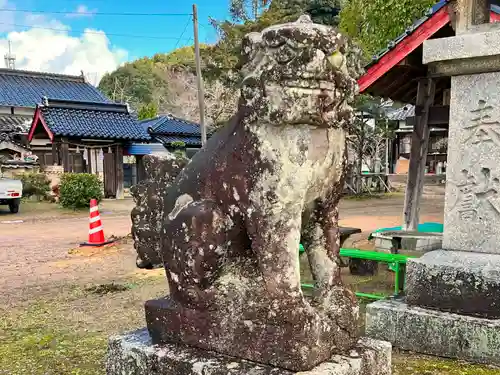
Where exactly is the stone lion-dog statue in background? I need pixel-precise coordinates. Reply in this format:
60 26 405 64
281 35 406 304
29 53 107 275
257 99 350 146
145 15 364 372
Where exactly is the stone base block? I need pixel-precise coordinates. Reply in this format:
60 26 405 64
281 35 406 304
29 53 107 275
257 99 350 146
406 250 500 318
106 328 392 375
365 299 500 366
145 295 360 371
372 231 442 253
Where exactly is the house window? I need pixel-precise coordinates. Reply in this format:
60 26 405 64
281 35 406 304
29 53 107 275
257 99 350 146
399 135 411 154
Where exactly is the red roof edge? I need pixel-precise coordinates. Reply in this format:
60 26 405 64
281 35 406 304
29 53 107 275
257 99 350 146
358 5 451 93
28 107 54 142
358 7 500 94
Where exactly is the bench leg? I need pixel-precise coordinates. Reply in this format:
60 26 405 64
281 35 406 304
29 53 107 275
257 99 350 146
393 262 406 297
348 258 378 276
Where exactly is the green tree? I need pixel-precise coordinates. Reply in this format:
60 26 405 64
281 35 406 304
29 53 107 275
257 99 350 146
229 0 271 21
339 0 435 56
138 103 158 120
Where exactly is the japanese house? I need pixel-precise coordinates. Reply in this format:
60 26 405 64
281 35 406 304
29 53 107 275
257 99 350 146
28 98 150 198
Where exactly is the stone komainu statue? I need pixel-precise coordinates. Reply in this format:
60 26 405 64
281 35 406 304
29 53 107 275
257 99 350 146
130 154 188 268
145 15 363 372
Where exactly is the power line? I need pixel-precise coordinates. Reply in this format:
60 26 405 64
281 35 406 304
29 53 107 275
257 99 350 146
173 18 192 50
0 8 191 17
0 22 193 40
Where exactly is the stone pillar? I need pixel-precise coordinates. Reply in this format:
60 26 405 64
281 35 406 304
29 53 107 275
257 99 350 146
365 8 500 366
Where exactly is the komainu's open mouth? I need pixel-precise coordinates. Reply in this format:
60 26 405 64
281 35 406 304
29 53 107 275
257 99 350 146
283 79 335 92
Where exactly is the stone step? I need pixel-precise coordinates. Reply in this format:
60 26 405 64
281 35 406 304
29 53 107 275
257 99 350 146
366 299 500 366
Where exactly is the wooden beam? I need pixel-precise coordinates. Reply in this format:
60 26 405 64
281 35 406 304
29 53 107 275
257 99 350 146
406 105 449 126
60 138 70 172
391 77 420 103
402 78 436 231
115 144 124 199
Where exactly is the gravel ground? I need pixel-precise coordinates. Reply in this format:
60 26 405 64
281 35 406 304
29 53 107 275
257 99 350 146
0 194 444 306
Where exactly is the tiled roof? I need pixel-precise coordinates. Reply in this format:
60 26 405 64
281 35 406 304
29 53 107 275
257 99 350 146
0 114 32 132
36 99 150 141
0 68 110 107
387 105 415 121
142 115 204 136
141 114 205 146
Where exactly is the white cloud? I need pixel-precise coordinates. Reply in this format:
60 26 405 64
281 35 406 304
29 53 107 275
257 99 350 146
0 13 128 85
66 5 96 19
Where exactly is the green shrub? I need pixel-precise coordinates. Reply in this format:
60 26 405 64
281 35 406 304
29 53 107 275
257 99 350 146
59 173 103 209
19 172 51 200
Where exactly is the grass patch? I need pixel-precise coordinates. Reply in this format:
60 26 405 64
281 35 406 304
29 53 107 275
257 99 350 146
84 282 136 296
2 260 499 374
0 301 107 375
393 352 500 375
0 275 166 375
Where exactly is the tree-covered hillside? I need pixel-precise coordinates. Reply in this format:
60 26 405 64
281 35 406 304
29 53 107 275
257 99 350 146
98 0 436 126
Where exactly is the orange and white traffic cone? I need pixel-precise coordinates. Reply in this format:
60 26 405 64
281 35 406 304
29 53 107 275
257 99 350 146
80 199 114 247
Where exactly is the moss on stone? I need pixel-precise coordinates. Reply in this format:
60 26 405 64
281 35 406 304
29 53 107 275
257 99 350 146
393 353 500 375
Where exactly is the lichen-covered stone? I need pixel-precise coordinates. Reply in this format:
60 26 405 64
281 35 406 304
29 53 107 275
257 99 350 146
145 15 368 372
106 329 392 375
406 250 500 318
130 154 188 268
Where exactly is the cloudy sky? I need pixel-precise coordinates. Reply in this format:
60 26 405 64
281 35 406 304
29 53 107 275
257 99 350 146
0 0 226 85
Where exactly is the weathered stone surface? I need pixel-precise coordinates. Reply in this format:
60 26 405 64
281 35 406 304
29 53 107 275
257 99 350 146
146 15 371 372
146 290 357 371
422 22 500 254
130 153 188 268
405 249 500 318
423 27 500 65
106 329 392 375
366 299 500 366
438 71 500 254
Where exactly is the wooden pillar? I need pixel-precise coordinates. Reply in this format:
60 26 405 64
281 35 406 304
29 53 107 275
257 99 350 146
115 144 124 199
86 148 92 173
51 142 60 166
60 138 71 172
402 78 436 231
136 155 145 183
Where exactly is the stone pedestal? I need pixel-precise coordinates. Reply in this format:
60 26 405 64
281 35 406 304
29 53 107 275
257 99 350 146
405 250 500 318
106 329 392 375
366 300 500 366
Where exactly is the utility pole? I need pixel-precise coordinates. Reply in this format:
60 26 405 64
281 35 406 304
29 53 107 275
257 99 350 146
192 4 207 146
4 40 16 70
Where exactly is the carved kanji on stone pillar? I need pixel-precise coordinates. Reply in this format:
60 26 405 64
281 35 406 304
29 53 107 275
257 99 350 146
449 0 491 33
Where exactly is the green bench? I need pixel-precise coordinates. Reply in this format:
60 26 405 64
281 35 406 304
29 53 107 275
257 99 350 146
299 245 416 300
